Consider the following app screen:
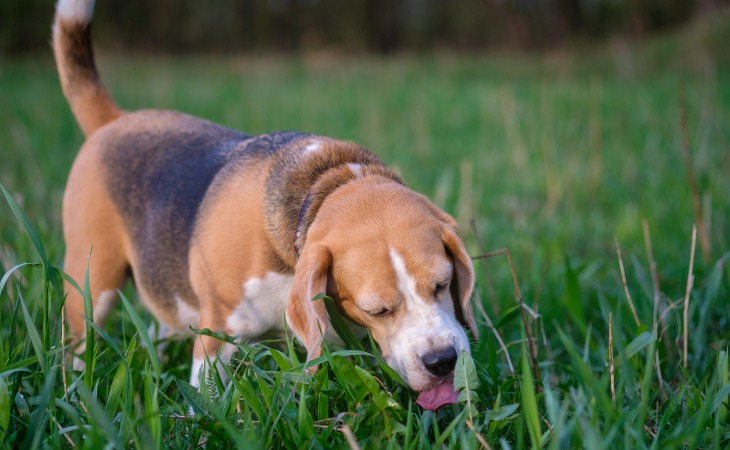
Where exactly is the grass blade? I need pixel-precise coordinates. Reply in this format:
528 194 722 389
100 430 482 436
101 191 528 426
521 344 542 449
119 291 160 376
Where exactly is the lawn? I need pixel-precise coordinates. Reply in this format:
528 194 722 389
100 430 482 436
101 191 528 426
0 16 729 449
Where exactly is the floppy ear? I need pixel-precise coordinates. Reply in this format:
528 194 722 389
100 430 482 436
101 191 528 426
286 245 331 362
442 226 478 341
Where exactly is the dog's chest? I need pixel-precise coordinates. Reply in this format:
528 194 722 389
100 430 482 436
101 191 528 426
226 272 293 338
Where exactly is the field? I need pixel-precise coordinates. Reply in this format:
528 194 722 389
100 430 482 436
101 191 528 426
1 16 729 449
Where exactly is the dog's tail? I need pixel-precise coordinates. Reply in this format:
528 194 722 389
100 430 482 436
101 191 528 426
53 0 121 137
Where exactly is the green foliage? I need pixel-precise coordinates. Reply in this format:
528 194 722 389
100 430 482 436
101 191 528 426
1 22 730 448
454 351 480 419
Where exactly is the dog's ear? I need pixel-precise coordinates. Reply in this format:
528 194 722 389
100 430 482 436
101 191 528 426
442 226 478 341
286 245 331 363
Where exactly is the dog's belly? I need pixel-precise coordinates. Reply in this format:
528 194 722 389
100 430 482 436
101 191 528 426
142 272 293 340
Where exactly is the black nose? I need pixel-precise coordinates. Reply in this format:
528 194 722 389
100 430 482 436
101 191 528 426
421 346 458 376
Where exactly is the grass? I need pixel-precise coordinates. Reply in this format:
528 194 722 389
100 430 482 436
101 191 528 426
1 15 729 449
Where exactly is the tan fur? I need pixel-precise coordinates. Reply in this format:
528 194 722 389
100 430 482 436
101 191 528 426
62 131 129 337
53 18 121 137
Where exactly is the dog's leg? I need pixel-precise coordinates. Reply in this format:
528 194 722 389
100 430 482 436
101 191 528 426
190 334 237 389
63 243 128 371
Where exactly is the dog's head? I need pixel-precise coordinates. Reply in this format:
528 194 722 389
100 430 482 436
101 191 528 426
286 177 477 408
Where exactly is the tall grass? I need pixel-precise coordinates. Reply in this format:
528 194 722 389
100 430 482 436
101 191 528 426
1 16 729 449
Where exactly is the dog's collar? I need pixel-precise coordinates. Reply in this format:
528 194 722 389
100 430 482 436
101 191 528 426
293 191 313 257
291 163 404 259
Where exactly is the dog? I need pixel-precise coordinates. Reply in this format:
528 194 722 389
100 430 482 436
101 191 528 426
53 0 478 411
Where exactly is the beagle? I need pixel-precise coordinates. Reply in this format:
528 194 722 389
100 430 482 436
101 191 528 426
53 0 478 411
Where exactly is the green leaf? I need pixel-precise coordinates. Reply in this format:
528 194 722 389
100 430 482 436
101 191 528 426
705 253 730 305
493 305 522 329
269 348 293 371
144 363 161 447
618 331 654 360
189 326 239 345
75 381 125 449
719 351 728 422
219 362 265 419
18 294 46 373
314 293 363 351
0 377 9 445
454 350 480 418
176 378 211 416
484 403 519 422
119 291 160 376
432 410 466 447
1 185 49 266
0 263 38 298
562 258 584 330
521 345 542 449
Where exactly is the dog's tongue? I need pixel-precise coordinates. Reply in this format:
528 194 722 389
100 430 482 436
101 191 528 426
416 382 458 411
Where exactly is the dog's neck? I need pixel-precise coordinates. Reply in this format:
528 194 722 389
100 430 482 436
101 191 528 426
292 163 403 257
264 141 402 269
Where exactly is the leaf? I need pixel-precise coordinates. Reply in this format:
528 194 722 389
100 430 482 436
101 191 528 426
521 345 542 449
176 378 211 416
1 185 49 266
314 293 363 351
0 263 38 298
719 351 728 422
18 293 46 373
562 258 586 332
144 363 161 447
453 351 479 391
484 403 519 422
432 410 466 448
119 291 160 376
618 331 655 360
705 252 730 305
0 377 9 445
454 350 479 419
269 348 293 371
493 305 522 329
189 326 239 345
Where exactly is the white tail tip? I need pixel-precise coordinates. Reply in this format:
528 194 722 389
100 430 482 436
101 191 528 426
56 0 95 23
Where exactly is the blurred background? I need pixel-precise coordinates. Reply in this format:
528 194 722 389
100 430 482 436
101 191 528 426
0 0 724 55
1 0 729 288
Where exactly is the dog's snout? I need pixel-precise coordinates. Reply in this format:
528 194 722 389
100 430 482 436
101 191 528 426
421 346 458 376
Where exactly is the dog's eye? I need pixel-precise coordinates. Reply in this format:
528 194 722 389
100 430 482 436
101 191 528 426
370 307 391 317
433 282 448 297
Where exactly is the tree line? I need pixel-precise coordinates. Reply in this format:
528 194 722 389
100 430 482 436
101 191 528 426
1 0 706 55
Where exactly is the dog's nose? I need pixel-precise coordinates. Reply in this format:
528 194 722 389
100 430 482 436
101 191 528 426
421 346 458 376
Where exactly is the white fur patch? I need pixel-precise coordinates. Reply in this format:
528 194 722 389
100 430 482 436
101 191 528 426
348 163 363 178
386 247 469 391
190 343 237 388
303 140 321 155
94 289 117 322
56 0 95 23
147 321 170 343
389 248 425 307
226 272 293 338
190 357 205 388
176 296 200 330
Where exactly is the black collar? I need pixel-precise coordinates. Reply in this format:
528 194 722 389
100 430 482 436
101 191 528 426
293 191 312 257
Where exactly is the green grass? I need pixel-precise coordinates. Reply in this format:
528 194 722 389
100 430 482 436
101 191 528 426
1 16 729 449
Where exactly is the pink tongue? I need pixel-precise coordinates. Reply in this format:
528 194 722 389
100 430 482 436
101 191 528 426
416 382 458 411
